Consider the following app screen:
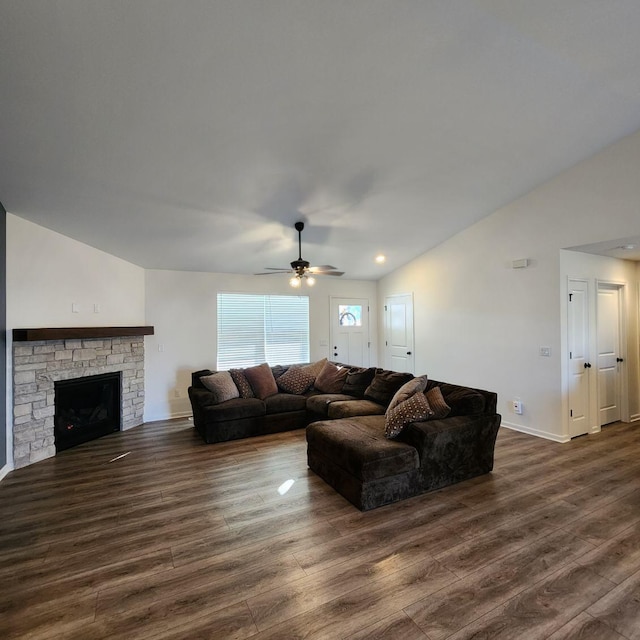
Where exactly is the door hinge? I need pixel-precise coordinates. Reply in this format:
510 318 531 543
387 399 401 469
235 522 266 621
569 293 573 302
384 305 387 311
570 409 573 417
385 340 388 346
569 351 572 359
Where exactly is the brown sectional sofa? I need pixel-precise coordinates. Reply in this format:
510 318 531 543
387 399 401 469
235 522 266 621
188 363 501 510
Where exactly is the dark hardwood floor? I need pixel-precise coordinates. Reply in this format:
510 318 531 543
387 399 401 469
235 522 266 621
2 417 640 639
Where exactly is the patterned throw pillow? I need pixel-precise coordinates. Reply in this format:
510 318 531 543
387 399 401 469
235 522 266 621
244 363 279 400
276 366 316 395
199 371 240 404
229 369 254 398
385 392 434 439
387 375 428 412
425 386 451 419
314 361 349 394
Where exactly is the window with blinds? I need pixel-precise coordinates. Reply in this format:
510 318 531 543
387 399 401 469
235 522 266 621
217 293 310 369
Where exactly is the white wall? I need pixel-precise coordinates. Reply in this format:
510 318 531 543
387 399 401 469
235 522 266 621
144 269 377 421
378 128 640 442
7 214 145 328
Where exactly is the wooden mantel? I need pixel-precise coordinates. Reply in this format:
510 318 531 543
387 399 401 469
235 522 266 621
12 326 155 342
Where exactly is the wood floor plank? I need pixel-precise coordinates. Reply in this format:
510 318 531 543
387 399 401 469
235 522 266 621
2 419 640 639
445 563 614 640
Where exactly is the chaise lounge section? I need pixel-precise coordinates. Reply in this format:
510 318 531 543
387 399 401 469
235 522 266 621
306 380 501 510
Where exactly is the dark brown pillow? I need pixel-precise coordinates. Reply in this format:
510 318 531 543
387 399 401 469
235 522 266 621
314 361 349 394
425 386 451 419
244 363 278 400
364 370 414 406
229 369 254 398
342 367 376 397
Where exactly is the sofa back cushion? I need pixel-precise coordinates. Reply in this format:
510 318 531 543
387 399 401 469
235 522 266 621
199 371 240 404
364 369 414 406
244 363 279 399
437 383 486 416
314 361 349 394
342 367 376 397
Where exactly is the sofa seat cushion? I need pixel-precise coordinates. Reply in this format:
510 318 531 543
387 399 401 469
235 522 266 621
328 399 386 419
202 397 266 422
306 416 419 481
306 394 356 418
264 393 307 414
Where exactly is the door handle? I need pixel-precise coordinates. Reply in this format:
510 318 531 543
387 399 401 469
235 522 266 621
407 351 412 355
617 357 624 363
584 362 592 368
334 352 338 356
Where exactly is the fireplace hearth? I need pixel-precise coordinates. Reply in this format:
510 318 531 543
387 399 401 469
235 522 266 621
55 372 122 452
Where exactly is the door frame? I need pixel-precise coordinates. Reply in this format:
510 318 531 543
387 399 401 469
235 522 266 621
596 279 629 425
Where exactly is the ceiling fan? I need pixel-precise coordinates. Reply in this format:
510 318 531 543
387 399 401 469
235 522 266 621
255 221 344 287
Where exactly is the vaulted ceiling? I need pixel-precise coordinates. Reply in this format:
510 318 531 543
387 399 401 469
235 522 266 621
2 1 640 279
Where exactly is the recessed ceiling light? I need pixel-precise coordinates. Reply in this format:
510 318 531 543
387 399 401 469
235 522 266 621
375 254 386 264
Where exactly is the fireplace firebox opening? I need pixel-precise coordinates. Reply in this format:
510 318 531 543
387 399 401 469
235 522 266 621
54 372 122 452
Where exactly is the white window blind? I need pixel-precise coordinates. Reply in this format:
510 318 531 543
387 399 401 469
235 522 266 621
217 293 310 369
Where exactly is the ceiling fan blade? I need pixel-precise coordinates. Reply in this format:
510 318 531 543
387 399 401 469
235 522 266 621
317 271 344 277
264 267 292 271
308 265 337 272
254 270 290 275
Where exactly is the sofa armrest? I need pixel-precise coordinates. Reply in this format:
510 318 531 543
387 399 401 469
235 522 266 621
397 413 501 481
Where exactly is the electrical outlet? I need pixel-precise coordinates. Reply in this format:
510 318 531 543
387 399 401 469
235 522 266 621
174 388 181 398
512 399 523 414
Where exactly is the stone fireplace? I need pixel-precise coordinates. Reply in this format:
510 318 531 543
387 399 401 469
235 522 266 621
12 326 153 469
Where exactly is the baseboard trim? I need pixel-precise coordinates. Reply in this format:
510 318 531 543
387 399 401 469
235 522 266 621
630 414 640 423
144 411 192 423
501 421 570 443
0 463 13 482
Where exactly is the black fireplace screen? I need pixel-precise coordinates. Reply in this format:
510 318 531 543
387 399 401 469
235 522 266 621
54 372 121 452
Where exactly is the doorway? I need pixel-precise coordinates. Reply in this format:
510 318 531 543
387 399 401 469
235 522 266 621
384 293 415 374
596 282 626 426
330 298 370 367
566 277 628 438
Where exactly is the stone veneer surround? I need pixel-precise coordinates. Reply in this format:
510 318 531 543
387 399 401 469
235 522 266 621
13 337 145 469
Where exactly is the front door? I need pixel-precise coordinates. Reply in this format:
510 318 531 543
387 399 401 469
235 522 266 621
330 298 370 367
597 283 623 426
385 294 414 374
568 279 590 438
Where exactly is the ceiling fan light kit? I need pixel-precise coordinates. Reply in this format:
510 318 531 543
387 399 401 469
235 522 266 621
256 221 344 286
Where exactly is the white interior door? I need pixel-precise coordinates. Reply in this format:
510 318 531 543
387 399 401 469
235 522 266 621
330 298 370 367
568 279 590 438
597 284 622 426
385 294 414 374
